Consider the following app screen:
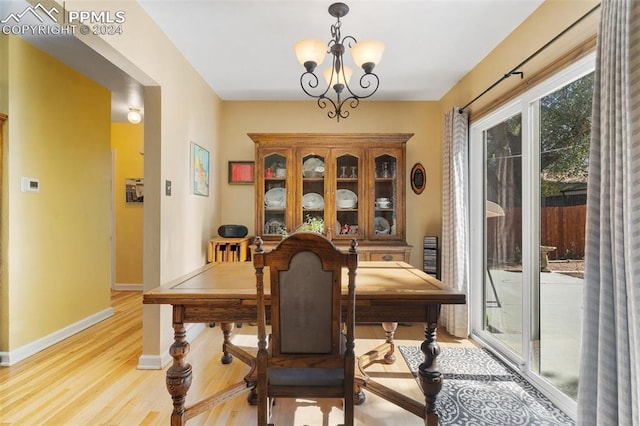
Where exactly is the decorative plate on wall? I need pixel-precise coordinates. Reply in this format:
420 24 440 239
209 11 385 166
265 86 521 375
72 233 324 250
410 163 426 195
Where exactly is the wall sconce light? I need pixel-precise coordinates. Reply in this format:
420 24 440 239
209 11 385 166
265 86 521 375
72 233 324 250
127 108 142 124
295 2 384 121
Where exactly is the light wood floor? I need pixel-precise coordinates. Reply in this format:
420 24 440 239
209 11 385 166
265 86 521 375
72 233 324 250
0 291 475 425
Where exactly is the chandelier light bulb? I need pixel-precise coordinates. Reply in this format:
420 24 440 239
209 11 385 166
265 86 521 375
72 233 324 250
351 40 385 73
294 39 326 72
323 65 353 88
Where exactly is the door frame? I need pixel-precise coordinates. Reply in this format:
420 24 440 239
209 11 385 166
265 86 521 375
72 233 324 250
468 53 596 420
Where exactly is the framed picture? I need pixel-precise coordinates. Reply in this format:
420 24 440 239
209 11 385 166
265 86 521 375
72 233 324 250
192 142 210 196
228 161 255 184
125 178 144 203
410 162 426 194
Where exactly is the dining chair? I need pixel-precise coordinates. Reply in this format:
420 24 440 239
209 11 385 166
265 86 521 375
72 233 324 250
253 232 358 426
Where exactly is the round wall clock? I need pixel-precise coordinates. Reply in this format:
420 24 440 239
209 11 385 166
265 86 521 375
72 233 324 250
410 163 426 194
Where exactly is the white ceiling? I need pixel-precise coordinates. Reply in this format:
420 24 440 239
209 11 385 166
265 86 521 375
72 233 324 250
138 0 544 101
6 0 545 120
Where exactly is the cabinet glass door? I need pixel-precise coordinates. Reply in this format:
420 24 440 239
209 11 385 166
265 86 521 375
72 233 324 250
335 153 363 240
263 153 288 236
300 152 327 234
373 153 398 238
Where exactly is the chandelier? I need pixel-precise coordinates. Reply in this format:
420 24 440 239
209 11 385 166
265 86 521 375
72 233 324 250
294 2 384 121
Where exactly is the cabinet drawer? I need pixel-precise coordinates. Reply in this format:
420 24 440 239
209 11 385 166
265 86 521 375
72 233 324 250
369 252 406 262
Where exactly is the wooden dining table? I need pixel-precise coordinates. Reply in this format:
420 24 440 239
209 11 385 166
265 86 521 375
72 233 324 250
143 260 466 426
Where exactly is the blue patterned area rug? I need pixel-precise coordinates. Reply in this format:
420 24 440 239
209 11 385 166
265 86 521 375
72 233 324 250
398 346 575 426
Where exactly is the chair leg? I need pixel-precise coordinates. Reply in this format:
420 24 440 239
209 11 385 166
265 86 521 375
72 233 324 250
257 390 267 425
344 397 354 426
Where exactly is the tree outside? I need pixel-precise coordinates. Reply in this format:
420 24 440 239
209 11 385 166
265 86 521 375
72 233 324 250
485 72 593 267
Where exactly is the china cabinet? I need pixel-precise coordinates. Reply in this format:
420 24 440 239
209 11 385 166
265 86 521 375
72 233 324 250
249 133 413 261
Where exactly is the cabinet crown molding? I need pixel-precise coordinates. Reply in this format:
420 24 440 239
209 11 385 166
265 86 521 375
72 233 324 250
249 133 413 146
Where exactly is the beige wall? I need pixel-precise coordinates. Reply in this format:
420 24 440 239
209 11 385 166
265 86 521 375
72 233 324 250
1 36 112 350
73 0 224 362
112 123 144 285
220 100 441 267
439 0 600 116
0 31 8 353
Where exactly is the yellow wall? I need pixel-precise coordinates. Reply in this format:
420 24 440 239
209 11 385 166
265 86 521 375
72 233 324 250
1 36 112 350
220 100 441 268
112 123 144 285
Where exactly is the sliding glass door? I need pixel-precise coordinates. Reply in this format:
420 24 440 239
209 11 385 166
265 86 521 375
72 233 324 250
484 113 524 357
532 71 592 399
470 54 594 418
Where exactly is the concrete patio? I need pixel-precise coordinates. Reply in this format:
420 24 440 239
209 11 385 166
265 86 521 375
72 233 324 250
485 267 583 398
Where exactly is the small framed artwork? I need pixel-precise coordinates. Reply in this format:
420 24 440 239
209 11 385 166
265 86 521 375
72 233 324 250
410 163 426 194
125 178 144 203
192 142 210 196
228 161 255 184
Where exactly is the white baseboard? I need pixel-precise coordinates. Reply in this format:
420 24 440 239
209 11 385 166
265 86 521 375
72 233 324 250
0 307 114 366
113 282 143 291
137 353 171 370
136 323 206 370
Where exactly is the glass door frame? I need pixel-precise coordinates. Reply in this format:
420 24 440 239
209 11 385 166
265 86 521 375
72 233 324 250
469 53 595 421
469 99 533 371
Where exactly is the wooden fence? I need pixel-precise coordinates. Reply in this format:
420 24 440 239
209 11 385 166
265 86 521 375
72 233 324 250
540 205 586 259
487 204 586 264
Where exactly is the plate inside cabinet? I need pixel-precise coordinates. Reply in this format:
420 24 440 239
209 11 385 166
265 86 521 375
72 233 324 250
302 157 325 177
336 189 357 209
264 218 286 234
303 192 325 209
264 187 286 207
374 216 390 235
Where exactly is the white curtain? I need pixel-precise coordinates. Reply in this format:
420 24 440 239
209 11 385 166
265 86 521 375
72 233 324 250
440 107 469 338
578 0 640 424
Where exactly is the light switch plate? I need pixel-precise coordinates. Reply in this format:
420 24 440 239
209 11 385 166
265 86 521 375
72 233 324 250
21 177 40 192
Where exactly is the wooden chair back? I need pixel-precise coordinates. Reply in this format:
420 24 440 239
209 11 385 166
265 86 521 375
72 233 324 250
253 232 358 426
